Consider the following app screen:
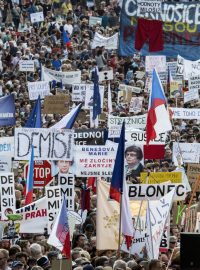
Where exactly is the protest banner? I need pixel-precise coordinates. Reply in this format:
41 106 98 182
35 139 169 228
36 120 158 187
0 137 14 157
89 16 102 26
145 190 175 260
74 145 117 177
184 89 199 103
118 90 132 103
119 84 141 94
187 164 200 191
126 130 166 145
140 172 182 184
98 70 113 81
0 173 16 220
167 61 182 80
0 95 15 127
84 85 104 109
121 230 148 257
177 55 200 79
28 81 50 100
24 160 52 188
74 129 105 145
128 183 186 201
16 197 48 233
137 0 161 13
119 1 200 60
0 157 11 172
30 12 44 23
91 32 118 50
108 114 147 138
72 84 87 102
58 174 75 210
19 60 34 72
46 186 61 233
43 95 70 114
14 128 74 161
171 108 200 120
42 67 81 85
145 56 166 73
129 97 144 113
188 75 200 91
173 142 200 164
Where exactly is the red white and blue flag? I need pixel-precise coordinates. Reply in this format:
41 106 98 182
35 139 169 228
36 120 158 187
48 198 71 259
109 122 134 249
25 145 34 205
109 121 125 202
146 69 172 145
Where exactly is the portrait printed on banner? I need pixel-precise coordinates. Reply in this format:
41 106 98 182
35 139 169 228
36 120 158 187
124 144 144 184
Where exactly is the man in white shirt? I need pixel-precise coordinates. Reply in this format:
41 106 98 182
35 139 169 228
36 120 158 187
64 17 73 36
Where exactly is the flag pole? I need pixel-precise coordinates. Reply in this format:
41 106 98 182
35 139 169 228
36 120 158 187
117 190 123 258
184 175 200 229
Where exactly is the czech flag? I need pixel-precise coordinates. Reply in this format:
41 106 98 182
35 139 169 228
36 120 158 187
146 69 172 145
25 146 34 205
109 121 125 202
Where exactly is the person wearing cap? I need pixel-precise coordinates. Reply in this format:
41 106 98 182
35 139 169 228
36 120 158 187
11 261 24 270
37 256 51 270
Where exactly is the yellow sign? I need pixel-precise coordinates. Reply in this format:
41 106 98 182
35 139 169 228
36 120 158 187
140 172 182 184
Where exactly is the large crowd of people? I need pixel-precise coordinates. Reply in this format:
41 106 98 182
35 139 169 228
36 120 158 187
0 0 199 269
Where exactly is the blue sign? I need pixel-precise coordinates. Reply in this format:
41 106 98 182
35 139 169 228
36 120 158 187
119 1 200 60
0 95 16 126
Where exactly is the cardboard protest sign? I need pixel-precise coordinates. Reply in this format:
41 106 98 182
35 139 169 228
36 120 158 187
126 130 166 145
0 157 11 172
28 81 50 100
91 32 118 50
145 56 166 73
119 84 141 94
14 128 74 161
140 172 182 184
146 190 175 260
98 70 113 81
118 90 132 103
177 55 200 79
19 60 34 72
171 108 200 120
57 174 75 210
74 128 105 145
84 85 104 109
129 97 144 113
89 16 102 26
30 12 44 23
74 145 117 177
16 197 48 233
173 142 200 164
46 186 61 233
108 114 147 138
187 164 200 191
72 84 87 102
0 173 16 220
42 67 81 85
184 89 199 103
128 183 186 201
43 95 70 114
